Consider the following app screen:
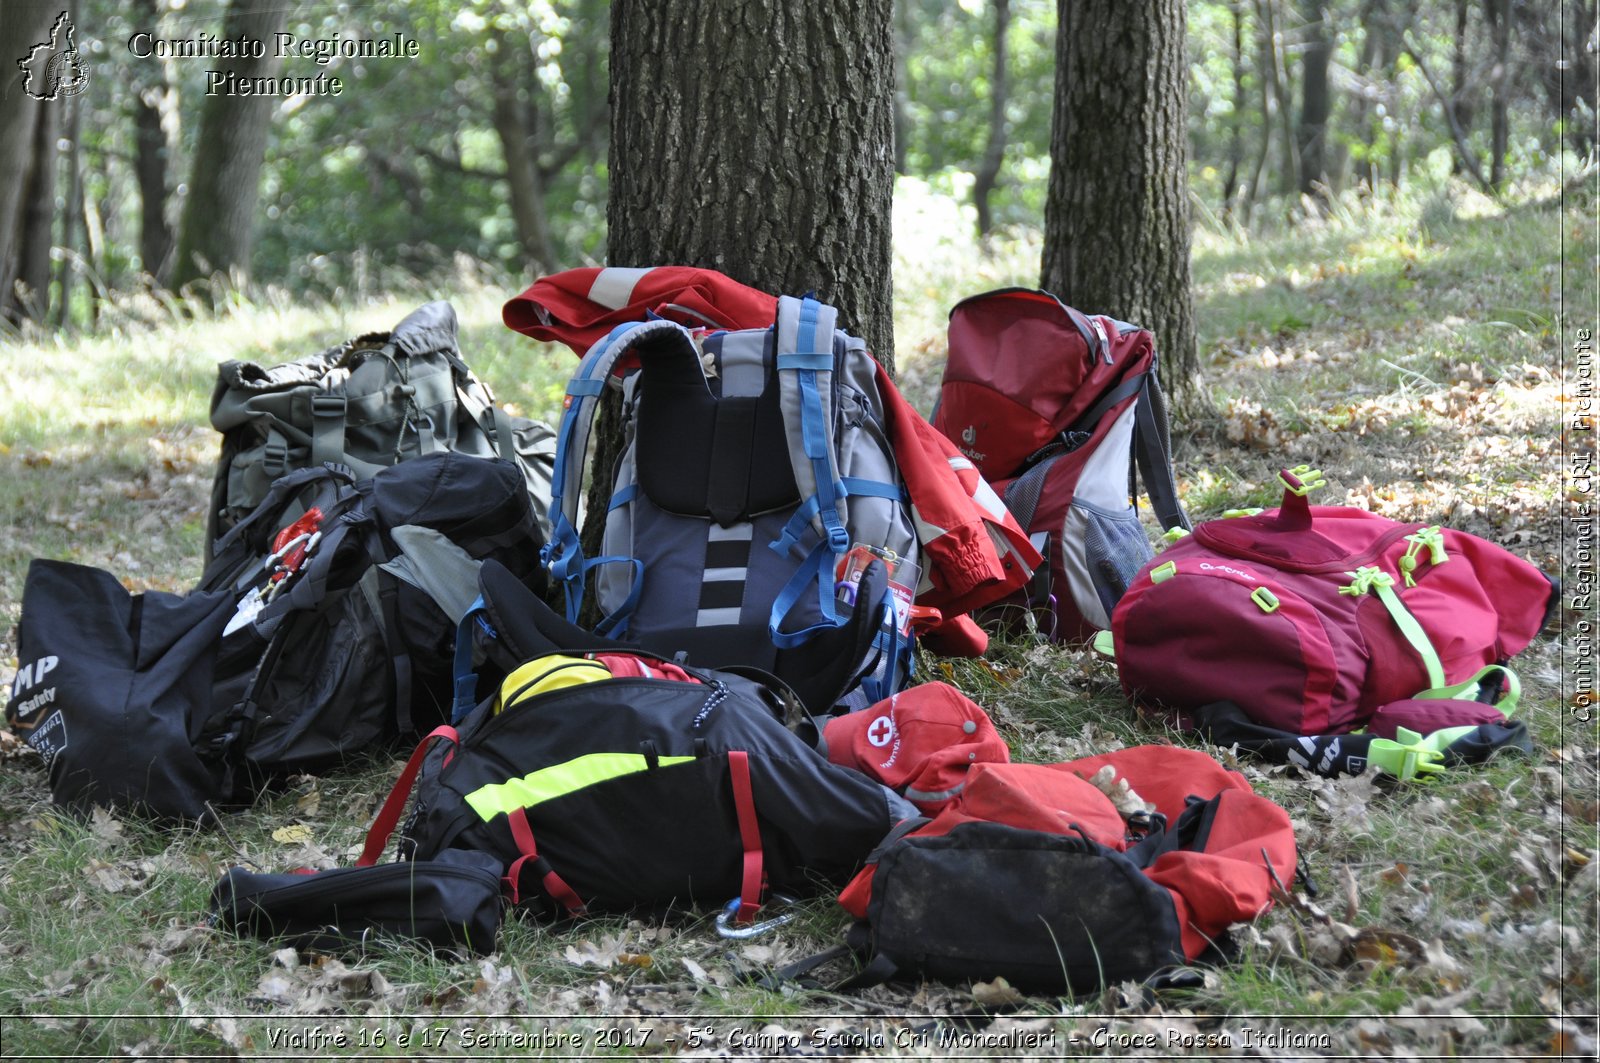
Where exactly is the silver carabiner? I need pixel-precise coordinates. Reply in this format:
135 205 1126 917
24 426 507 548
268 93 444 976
714 895 797 940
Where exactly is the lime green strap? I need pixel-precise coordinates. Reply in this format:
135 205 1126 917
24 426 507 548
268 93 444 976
1413 664 1520 717
1342 566 1446 690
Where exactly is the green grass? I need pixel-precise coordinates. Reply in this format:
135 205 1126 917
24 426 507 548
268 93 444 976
0 179 1594 1057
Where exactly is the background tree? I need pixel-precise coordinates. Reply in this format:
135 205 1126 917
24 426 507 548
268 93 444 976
171 0 288 292
1042 0 1199 393
607 0 897 363
1 1 73 325
1296 0 1333 198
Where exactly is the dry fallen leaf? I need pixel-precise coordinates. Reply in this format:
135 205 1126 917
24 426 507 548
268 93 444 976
271 824 314 844
971 976 1026 1008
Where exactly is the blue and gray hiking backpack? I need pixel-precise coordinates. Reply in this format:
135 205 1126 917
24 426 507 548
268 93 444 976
544 295 918 714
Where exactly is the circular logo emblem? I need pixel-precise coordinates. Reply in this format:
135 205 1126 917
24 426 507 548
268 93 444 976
866 716 896 748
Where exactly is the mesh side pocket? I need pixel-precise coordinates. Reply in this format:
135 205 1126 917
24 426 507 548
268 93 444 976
1062 501 1154 630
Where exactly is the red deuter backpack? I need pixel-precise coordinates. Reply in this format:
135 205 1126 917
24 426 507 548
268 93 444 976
932 288 1191 642
1106 467 1557 779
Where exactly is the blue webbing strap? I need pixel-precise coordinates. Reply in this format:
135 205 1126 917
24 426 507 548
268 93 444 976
545 319 684 623
450 595 492 724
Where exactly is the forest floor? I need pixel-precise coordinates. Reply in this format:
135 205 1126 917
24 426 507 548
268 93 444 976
0 180 1595 1058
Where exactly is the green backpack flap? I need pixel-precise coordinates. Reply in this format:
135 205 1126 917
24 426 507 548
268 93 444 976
205 301 555 561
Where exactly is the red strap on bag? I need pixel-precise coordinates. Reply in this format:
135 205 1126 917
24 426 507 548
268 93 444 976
728 750 764 923
505 807 586 915
358 724 459 867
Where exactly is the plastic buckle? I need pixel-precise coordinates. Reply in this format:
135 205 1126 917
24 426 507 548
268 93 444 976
262 440 288 477
310 394 347 418
1150 561 1178 584
1160 527 1189 545
1277 465 1327 497
1367 732 1446 782
1222 507 1264 519
1250 586 1280 613
715 895 797 939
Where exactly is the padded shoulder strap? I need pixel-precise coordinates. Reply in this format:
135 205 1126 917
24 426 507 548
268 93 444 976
545 318 692 618
774 295 848 552
1133 373 1191 532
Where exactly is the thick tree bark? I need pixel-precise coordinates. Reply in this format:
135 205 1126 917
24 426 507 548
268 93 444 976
171 0 288 293
1042 0 1198 395
1296 0 1332 199
607 0 897 365
972 0 1012 238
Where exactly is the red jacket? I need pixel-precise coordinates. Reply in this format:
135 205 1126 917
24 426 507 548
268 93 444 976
503 267 1040 654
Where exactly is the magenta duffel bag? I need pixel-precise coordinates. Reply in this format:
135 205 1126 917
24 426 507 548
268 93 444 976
1106 467 1556 741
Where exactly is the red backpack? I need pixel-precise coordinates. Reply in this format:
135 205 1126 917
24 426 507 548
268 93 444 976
817 746 1296 993
932 289 1190 642
1105 467 1556 779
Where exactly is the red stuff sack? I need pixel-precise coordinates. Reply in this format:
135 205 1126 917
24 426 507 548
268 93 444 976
1107 467 1556 779
932 289 1190 642
829 746 1295 993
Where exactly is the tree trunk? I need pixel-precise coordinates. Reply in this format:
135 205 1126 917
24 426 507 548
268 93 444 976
893 0 912 175
0 1 59 321
1449 0 1475 175
55 92 82 328
608 0 897 365
1221 0 1248 216
14 91 60 323
1256 0 1298 196
1042 0 1198 395
973 0 1012 239
490 28 558 275
1486 0 1512 192
1296 0 1332 199
171 0 288 293
130 0 174 284
599 0 897 615
1349 0 1381 190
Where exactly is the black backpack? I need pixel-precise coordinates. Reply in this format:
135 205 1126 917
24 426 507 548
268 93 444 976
355 561 914 921
5 453 547 820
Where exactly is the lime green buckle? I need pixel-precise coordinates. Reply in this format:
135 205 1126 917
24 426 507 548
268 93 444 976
1222 507 1264 519
1151 561 1178 583
1250 586 1280 613
1367 730 1447 782
1277 465 1327 496
1160 527 1190 545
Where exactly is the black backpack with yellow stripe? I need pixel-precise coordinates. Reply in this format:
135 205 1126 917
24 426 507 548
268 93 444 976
359 565 914 922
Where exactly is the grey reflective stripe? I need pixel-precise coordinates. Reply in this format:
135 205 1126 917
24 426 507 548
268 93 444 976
380 524 483 624
775 295 845 539
587 266 654 310
903 782 967 806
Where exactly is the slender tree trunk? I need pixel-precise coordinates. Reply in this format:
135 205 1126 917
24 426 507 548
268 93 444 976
608 0 896 364
1486 0 1512 191
130 0 174 284
1246 0 1275 209
14 94 60 323
0 1 58 322
1221 0 1248 215
171 0 288 293
490 28 558 274
1042 0 1198 394
55 92 82 328
973 0 1012 239
1296 0 1332 199
893 0 912 175
1449 0 1475 176
1349 0 1380 189
1257 0 1298 195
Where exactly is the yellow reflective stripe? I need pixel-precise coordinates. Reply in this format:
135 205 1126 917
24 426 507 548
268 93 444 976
465 752 696 821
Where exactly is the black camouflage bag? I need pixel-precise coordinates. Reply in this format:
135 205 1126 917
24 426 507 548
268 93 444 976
205 301 555 558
